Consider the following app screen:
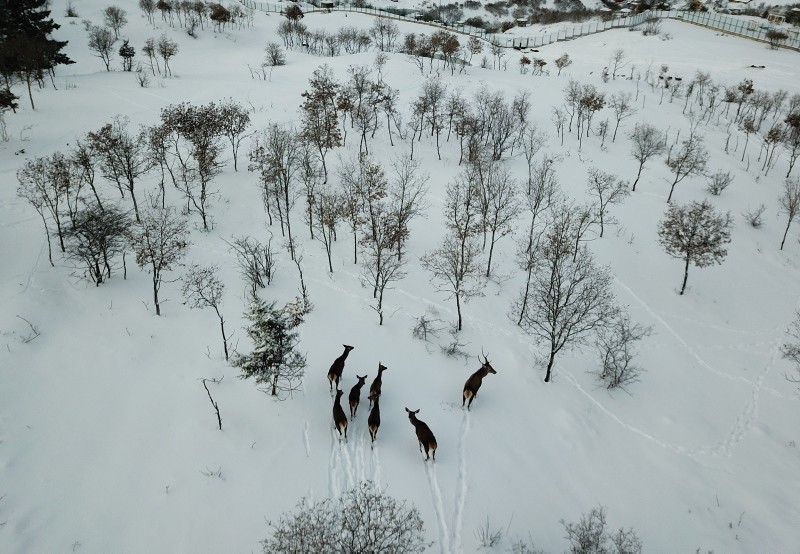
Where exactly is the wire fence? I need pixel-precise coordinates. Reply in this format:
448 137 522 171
238 0 800 52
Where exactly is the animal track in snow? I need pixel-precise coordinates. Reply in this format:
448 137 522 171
425 461 451 554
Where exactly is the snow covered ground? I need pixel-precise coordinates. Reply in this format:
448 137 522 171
1 2 799 552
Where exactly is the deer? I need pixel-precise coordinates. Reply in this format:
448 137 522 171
405 408 437 461
368 363 388 409
367 393 381 445
327 344 354 394
348 374 368 419
462 353 497 410
332 389 348 441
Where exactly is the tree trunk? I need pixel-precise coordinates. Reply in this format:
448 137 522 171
781 218 793 250
39 211 54 267
131 189 141 223
25 73 35 110
680 255 690 295
667 177 679 203
153 275 161 315
544 350 556 382
326 239 333 273
216 307 229 361
455 292 463 332
632 162 644 191
486 229 497 278
599 211 605 238
516 265 533 326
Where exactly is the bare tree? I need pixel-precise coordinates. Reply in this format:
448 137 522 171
586 168 629 238
16 152 74 260
610 92 636 142
421 173 483 331
554 53 572 76
159 103 224 230
360 202 406 325
263 42 286 81
310 182 340 273
227 235 275 296
217 98 252 171
665 135 707 203
779 177 800 250
88 25 117 71
513 155 560 326
103 6 128 38
70 139 105 210
182 264 230 360
658 200 732 295
518 203 617 382
128 200 190 316
139 0 156 24
87 116 154 223
298 142 324 240
629 124 666 192
594 311 652 391
249 124 302 259
481 162 520 277
389 153 428 261
608 48 627 78
421 233 483 333
157 34 178 76
64 202 130 285
300 64 341 181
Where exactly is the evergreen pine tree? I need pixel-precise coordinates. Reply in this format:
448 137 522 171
119 40 136 72
0 0 74 109
234 296 307 399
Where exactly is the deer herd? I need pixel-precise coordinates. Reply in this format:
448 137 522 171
327 344 497 462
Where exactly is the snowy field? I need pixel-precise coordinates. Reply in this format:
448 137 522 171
1 1 800 552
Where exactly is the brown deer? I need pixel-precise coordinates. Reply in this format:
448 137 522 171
332 389 348 440
367 393 381 445
405 408 437 461
327 344 354 393
348 375 368 419
462 353 497 410
368 363 388 409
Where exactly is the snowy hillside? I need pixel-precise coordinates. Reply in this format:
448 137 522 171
1 1 800 553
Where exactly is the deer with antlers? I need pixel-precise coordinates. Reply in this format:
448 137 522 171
462 353 497 410
405 408 437 461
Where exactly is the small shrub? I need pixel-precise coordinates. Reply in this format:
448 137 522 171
262 482 430 553
706 170 734 195
766 29 789 50
562 506 643 554
65 1 78 17
474 516 504 549
500 20 516 32
412 314 442 342
742 204 766 228
641 17 662 35
464 16 487 29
